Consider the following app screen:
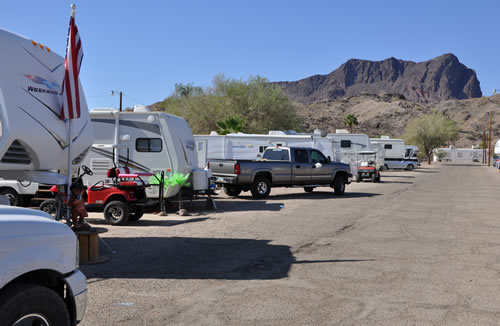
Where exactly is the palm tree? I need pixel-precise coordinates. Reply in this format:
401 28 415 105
344 114 359 133
216 115 245 135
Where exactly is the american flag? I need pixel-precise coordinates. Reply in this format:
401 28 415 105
60 14 83 120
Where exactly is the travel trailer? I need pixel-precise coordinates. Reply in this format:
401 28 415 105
326 131 373 170
195 131 333 168
369 136 406 160
0 28 93 183
81 106 209 199
433 147 485 163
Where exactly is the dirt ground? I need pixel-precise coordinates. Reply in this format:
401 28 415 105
80 163 500 325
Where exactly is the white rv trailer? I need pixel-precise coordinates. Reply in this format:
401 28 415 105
0 28 93 183
369 136 406 160
433 147 485 163
195 131 333 168
326 131 374 171
495 139 500 155
81 106 208 199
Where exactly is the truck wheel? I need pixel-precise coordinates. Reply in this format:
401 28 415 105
251 177 271 199
407 164 414 171
0 283 70 326
0 188 22 206
355 174 361 183
304 187 314 193
333 176 345 195
39 199 59 218
104 200 130 225
223 186 242 197
128 206 144 221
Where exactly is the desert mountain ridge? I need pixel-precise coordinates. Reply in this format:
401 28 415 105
275 53 482 104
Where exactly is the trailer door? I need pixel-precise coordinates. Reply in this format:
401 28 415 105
196 140 207 168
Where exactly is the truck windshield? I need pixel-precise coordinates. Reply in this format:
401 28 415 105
263 148 289 161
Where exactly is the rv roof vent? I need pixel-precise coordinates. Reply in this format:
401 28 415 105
1 140 31 165
380 135 390 139
209 131 219 136
134 105 151 113
313 128 322 135
268 131 286 135
335 129 349 134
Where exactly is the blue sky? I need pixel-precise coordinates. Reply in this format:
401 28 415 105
1 0 499 109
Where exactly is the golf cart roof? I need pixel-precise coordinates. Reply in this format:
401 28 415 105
358 150 376 155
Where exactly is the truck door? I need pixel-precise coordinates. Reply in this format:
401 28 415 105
310 149 333 184
292 149 311 184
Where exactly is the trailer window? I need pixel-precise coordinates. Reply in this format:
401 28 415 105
340 140 351 148
263 148 289 161
384 144 392 149
136 138 162 152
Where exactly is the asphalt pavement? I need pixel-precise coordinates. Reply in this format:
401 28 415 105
80 163 500 325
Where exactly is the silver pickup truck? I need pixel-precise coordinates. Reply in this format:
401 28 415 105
210 147 352 199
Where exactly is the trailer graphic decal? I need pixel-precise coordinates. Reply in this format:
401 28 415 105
91 119 161 135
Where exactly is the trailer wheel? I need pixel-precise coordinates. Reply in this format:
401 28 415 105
407 164 414 171
128 206 144 221
104 200 130 225
223 186 242 197
355 174 361 183
0 188 22 206
0 283 70 326
250 177 271 199
333 175 345 195
304 187 314 193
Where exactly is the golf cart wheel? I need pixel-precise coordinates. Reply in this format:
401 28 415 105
128 206 145 221
304 187 314 193
333 175 345 195
0 283 70 326
407 164 414 171
250 177 271 199
103 200 130 225
223 185 242 197
375 174 381 182
0 188 22 206
355 174 361 183
371 173 377 183
39 199 59 219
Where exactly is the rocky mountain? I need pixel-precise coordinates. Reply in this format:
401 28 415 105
275 54 482 104
296 93 498 148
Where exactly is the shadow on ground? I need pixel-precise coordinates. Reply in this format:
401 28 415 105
379 181 413 184
86 217 210 227
82 237 373 281
234 191 382 201
381 175 415 178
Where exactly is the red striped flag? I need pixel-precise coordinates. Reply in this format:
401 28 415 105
60 15 83 120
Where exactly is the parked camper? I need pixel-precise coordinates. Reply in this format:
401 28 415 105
433 147 485 163
370 136 406 160
495 139 500 155
195 132 334 168
327 132 372 171
82 106 209 200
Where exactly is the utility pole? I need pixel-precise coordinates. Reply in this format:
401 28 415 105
119 91 123 112
483 127 486 164
488 111 492 167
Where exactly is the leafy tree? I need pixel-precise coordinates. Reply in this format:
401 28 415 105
404 111 459 164
344 114 359 133
216 115 246 135
155 75 300 134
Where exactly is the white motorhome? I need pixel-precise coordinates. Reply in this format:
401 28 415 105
0 27 88 325
82 106 208 199
195 131 333 168
433 147 485 163
370 136 406 160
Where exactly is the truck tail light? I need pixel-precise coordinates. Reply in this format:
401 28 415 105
234 163 241 175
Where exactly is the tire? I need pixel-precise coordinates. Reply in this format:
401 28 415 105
39 199 59 219
0 283 70 326
250 177 271 199
103 200 130 225
407 164 414 171
383 164 389 171
333 175 345 195
355 174 361 183
371 173 377 183
304 187 314 193
0 188 22 207
128 206 144 221
223 186 242 197
375 175 381 182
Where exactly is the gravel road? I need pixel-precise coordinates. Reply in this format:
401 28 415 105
80 163 500 325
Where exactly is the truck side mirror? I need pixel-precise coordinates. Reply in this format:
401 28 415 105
327 156 331 163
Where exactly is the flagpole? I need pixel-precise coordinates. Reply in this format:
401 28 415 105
65 4 76 225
